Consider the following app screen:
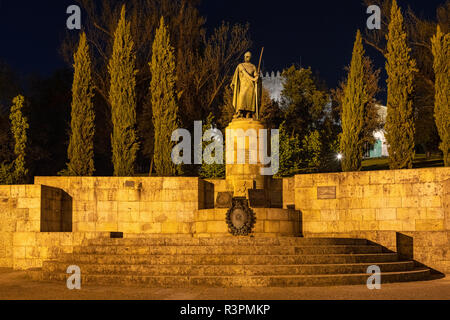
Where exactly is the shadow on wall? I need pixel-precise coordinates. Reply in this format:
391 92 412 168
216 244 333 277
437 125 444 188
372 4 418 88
202 180 215 209
40 188 72 232
396 232 413 260
60 191 72 232
291 205 303 237
396 232 445 277
366 233 445 277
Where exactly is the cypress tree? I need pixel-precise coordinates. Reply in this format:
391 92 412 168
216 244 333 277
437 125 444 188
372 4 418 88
385 0 417 169
150 17 180 176
340 30 368 172
66 32 95 176
10 95 29 184
108 5 139 176
431 26 449 166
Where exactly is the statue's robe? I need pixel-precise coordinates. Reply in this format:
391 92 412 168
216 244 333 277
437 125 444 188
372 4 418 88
231 63 262 115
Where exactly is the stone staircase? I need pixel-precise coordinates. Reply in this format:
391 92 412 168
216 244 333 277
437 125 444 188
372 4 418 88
28 237 431 287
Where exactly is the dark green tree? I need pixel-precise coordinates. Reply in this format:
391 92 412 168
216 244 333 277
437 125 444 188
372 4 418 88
0 61 19 166
199 113 225 179
10 95 29 183
108 5 139 176
150 17 180 176
431 25 450 166
62 1 251 173
280 65 338 173
340 30 368 172
65 32 95 176
0 162 14 185
363 0 450 156
275 122 302 177
385 0 417 169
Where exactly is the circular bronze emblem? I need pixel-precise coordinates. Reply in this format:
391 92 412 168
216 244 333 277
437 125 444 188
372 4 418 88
226 198 256 236
231 208 247 229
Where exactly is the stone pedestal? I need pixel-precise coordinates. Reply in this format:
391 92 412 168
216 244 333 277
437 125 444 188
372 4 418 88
194 208 302 238
225 119 266 197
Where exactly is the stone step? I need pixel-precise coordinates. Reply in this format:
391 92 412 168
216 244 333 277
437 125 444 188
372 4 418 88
31 268 430 287
26 236 431 288
56 252 400 265
41 261 415 276
84 237 369 247
73 245 382 255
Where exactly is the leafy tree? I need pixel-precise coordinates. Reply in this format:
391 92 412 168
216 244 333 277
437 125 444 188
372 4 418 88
0 162 14 185
302 130 323 170
259 88 284 130
62 1 251 173
332 54 382 153
0 60 20 165
280 65 339 174
363 0 449 155
281 66 328 138
64 32 95 176
0 114 14 165
108 5 139 176
10 95 29 183
275 122 302 177
385 0 417 169
339 30 369 172
431 25 450 166
216 86 235 130
199 113 225 179
151 17 180 176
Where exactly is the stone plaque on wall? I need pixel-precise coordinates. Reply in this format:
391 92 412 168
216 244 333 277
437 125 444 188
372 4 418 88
216 192 233 208
317 186 336 199
124 181 135 188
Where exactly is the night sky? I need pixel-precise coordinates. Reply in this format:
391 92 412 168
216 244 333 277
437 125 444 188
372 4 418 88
0 0 446 93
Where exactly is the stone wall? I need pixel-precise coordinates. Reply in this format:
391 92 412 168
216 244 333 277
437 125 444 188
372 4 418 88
194 208 301 238
206 177 284 208
293 167 450 274
282 177 295 209
34 177 212 235
294 168 449 234
1 169 449 271
2 177 213 269
444 179 450 231
12 232 110 270
0 185 72 268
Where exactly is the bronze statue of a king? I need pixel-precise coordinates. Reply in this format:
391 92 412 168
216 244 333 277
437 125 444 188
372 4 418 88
230 51 262 120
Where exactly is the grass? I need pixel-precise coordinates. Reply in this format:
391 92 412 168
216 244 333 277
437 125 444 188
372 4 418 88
362 153 444 171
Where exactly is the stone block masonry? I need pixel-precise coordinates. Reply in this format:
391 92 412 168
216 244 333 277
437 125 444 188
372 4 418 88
294 168 449 234
1 168 449 273
292 167 450 273
1 177 214 269
34 177 211 235
0 184 76 269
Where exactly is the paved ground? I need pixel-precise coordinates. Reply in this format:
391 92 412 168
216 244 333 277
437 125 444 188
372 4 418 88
0 268 449 300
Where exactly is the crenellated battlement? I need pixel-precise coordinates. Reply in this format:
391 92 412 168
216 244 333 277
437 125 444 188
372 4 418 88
261 71 284 102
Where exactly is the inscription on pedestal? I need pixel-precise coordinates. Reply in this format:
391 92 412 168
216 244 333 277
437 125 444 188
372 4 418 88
317 186 336 199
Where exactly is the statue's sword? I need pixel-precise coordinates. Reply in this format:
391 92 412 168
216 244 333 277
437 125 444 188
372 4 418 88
256 47 264 120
